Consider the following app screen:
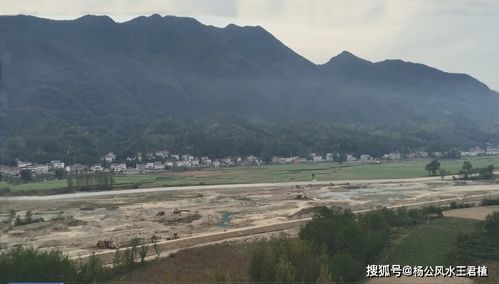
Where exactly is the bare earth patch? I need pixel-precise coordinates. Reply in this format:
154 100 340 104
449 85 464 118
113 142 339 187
1 177 499 259
444 206 499 220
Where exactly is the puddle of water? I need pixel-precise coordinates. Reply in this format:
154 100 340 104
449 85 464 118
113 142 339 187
219 211 231 228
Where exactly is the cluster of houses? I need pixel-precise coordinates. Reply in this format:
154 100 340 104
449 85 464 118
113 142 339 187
1 146 499 180
0 160 66 180
0 151 264 178
460 146 499 157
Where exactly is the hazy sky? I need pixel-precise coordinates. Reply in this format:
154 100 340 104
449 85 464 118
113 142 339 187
1 0 498 90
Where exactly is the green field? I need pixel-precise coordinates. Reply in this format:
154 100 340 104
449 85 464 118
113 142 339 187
382 217 481 266
2 156 499 193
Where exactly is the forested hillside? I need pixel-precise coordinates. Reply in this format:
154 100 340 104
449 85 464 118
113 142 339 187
0 14 498 163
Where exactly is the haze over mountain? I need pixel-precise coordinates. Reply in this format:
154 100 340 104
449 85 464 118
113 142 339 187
0 14 498 163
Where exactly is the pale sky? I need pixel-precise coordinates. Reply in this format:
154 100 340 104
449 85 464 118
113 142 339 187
1 0 498 90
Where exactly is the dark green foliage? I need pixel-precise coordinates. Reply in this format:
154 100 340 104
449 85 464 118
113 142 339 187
386 218 479 266
0 242 151 283
334 152 347 165
20 169 32 182
449 201 474 209
12 210 44 226
54 168 65 179
422 206 444 219
485 212 499 235
477 165 495 179
79 252 110 283
481 198 499 206
452 212 499 264
453 232 499 264
0 247 79 282
1 15 499 164
250 207 436 283
439 169 450 180
67 173 114 190
461 161 474 179
249 237 322 283
425 159 440 175
458 162 495 180
7 209 15 224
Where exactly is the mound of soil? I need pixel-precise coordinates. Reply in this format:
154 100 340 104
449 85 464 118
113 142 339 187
156 211 202 225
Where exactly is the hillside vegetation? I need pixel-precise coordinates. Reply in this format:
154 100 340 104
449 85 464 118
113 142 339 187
1 15 499 163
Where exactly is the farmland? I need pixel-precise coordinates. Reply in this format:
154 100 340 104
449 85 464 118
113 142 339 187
382 218 480 266
2 156 499 193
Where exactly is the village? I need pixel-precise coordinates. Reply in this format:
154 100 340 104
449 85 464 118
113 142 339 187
1 146 499 183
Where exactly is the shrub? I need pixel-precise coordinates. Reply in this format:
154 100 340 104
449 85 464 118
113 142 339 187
481 198 499 206
485 212 499 236
0 247 79 282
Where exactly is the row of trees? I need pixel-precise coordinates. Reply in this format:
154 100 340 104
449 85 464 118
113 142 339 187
67 173 114 190
0 247 107 283
5 209 44 227
425 160 495 180
0 236 158 283
5 113 495 166
458 161 495 180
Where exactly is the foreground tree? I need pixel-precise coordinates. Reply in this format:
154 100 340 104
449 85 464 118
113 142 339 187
0 247 79 282
316 264 333 284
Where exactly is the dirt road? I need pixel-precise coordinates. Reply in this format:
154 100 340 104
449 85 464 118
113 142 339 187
0 176 442 201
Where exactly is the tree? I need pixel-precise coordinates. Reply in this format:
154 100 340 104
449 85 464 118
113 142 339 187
210 265 234 284
316 264 333 284
485 212 499 236
424 159 440 176
334 152 347 165
461 161 473 179
25 210 33 224
20 169 33 182
54 168 65 179
8 209 16 225
439 169 449 181
0 247 80 282
139 243 149 265
275 255 296 283
477 165 495 180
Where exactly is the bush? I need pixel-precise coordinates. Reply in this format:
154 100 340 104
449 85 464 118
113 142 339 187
0 187 10 195
0 247 79 282
249 237 321 283
485 212 499 236
481 198 499 206
12 210 44 226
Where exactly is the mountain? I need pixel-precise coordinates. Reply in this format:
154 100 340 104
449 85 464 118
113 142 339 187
0 14 498 163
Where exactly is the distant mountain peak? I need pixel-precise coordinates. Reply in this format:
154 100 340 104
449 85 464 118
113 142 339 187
148 13 162 19
326 51 372 65
224 23 267 32
337 50 357 58
74 14 115 24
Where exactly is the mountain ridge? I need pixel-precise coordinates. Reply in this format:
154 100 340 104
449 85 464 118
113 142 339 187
0 14 498 163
